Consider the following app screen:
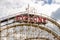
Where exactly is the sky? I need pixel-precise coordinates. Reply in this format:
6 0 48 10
0 0 60 22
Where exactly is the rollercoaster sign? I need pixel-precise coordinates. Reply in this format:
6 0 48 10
15 14 47 24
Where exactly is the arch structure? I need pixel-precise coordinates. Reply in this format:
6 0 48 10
0 11 60 40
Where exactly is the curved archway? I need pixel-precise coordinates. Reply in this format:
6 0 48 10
0 13 60 40
0 23 60 40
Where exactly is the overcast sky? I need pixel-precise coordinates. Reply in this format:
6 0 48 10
0 0 60 21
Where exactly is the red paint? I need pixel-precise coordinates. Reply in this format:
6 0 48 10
15 14 47 24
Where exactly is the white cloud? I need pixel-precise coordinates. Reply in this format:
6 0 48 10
0 0 60 19
55 0 60 3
